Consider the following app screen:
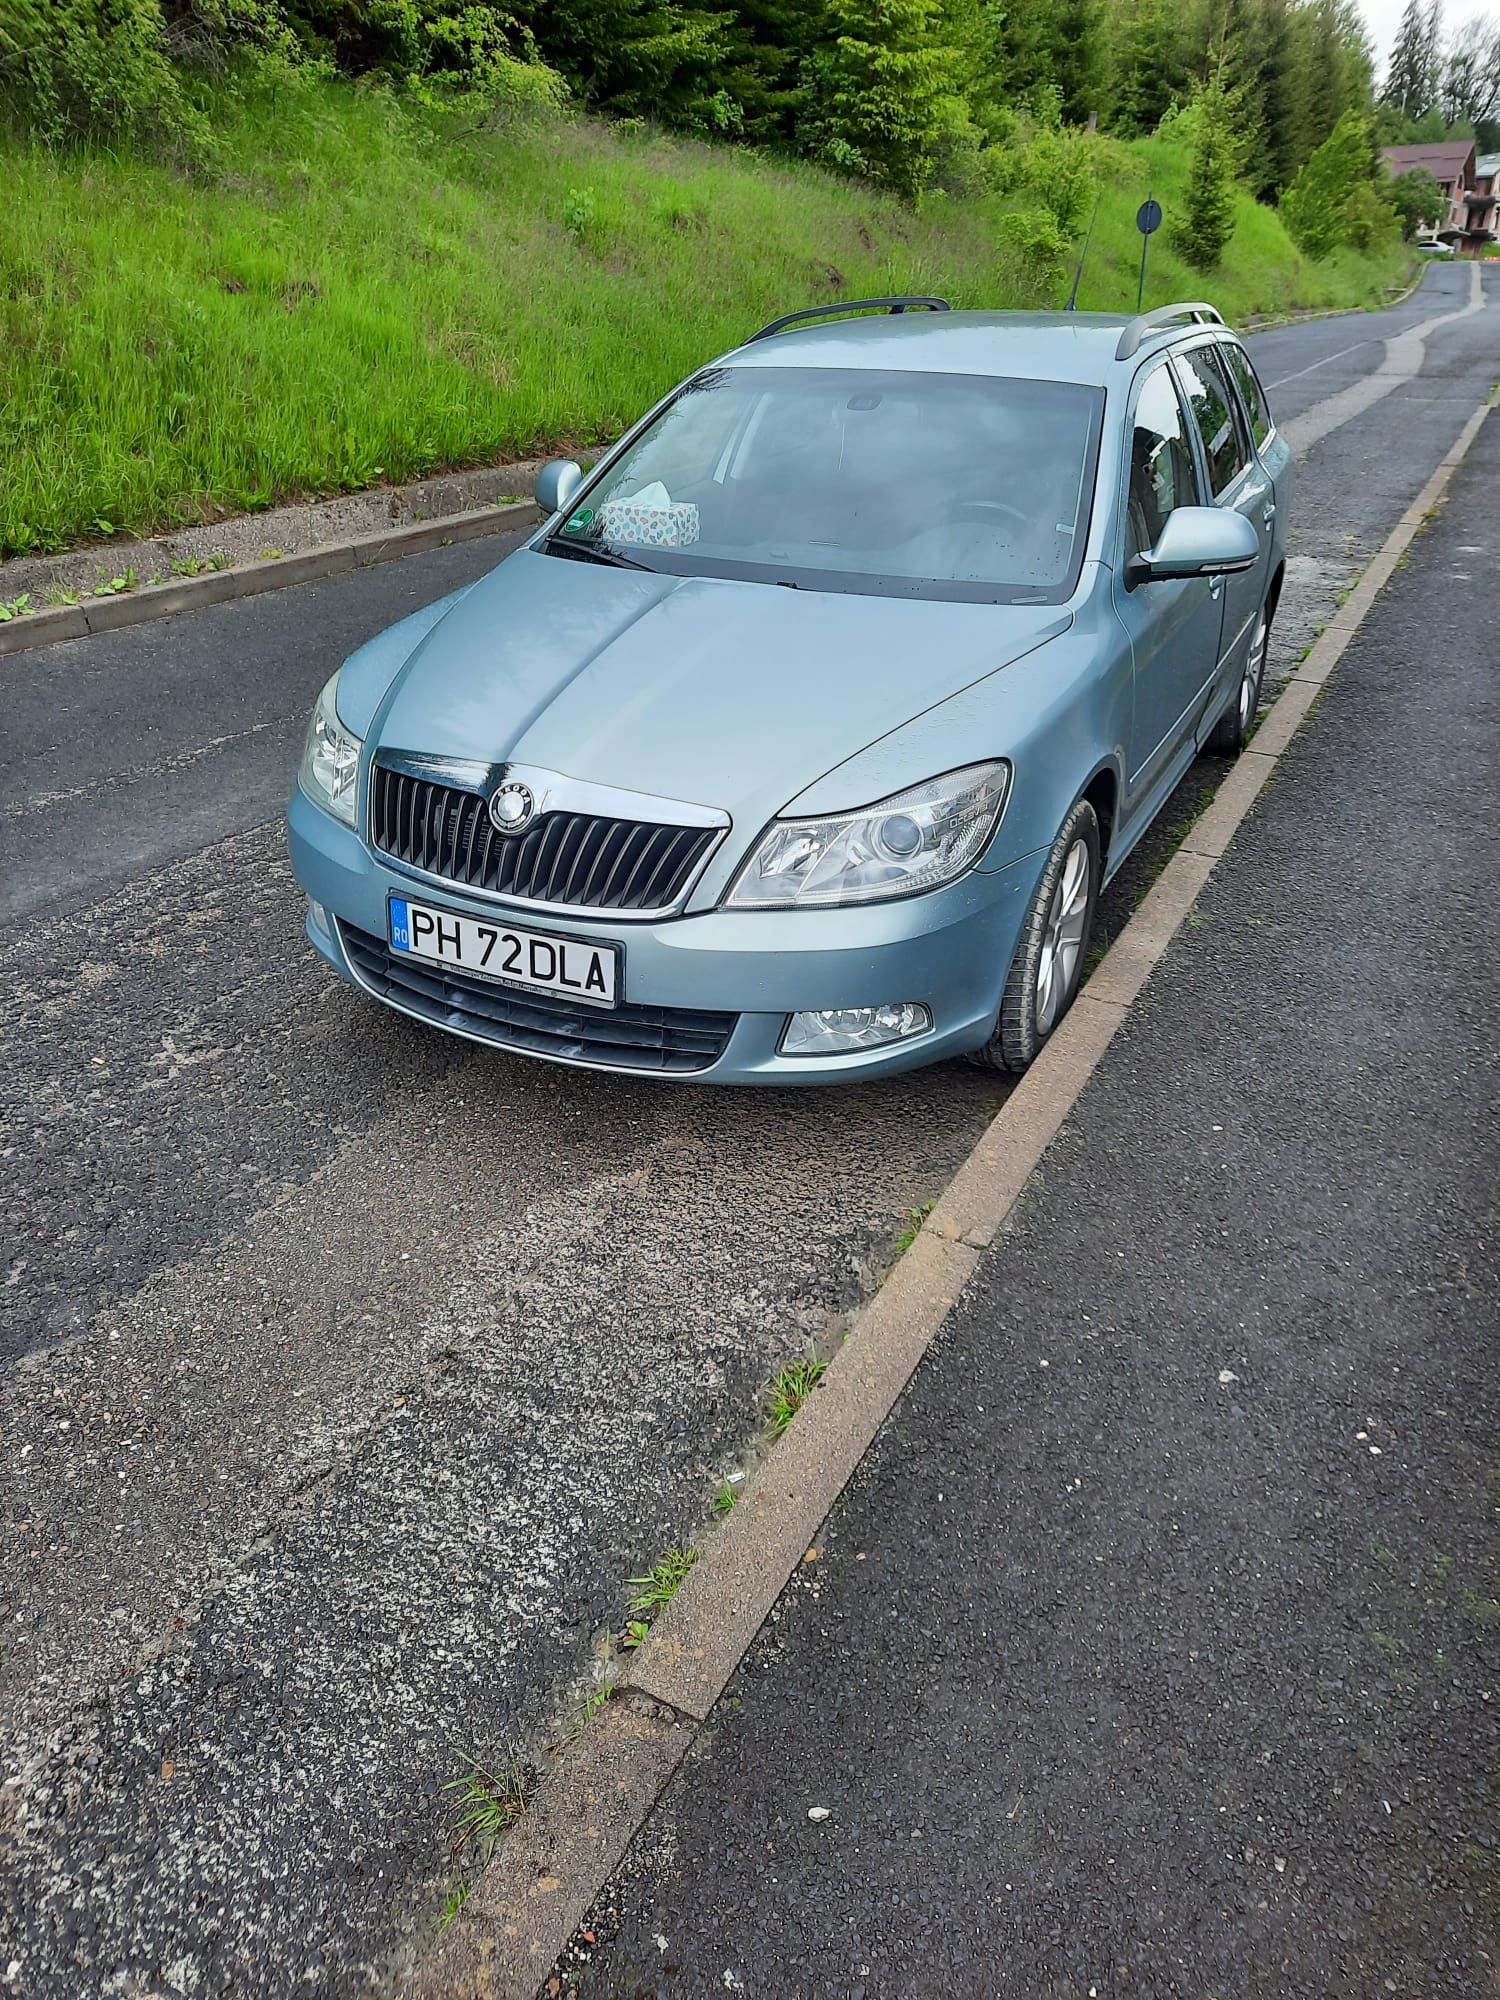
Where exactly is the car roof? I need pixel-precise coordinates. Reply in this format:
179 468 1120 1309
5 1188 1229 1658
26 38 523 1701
718 309 1233 385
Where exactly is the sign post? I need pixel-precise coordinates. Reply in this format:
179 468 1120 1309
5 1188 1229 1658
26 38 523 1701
1136 196 1163 313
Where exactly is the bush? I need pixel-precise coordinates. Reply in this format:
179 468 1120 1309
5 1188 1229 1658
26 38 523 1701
995 203 1068 288
0 0 202 152
1009 121 1105 234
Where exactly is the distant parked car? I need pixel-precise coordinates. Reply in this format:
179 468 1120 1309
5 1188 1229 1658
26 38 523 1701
1419 238 1456 254
289 296 1290 1083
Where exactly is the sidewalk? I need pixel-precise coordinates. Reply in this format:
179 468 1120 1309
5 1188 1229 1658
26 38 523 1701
567 429 1500 1994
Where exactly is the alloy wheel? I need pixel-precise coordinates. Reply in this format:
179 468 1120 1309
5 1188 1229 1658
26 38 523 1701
1036 836 1090 1034
1239 610 1268 734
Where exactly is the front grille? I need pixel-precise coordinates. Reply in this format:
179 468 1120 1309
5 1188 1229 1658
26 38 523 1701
370 764 718 913
338 922 736 1075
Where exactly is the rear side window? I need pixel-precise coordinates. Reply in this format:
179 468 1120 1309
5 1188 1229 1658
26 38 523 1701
1127 364 1200 557
1176 348 1249 497
1221 342 1272 449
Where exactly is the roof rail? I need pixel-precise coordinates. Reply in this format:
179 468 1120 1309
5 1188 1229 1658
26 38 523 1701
1115 302 1225 361
747 296 952 344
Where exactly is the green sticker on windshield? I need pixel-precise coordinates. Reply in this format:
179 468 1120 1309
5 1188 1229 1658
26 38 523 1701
562 508 594 534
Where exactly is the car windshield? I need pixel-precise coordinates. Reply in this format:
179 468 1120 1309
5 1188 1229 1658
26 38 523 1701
548 365 1103 604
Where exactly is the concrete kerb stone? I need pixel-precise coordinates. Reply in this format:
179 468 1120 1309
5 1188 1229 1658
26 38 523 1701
1177 752 1275 859
407 386 1496 2000
0 499 538 659
1246 677 1321 759
406 1696 694 2000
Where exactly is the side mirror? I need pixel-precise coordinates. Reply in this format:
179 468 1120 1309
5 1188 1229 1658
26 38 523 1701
1127 505 1259 590
534 458 583 517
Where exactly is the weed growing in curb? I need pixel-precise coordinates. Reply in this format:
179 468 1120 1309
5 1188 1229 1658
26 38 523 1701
443 1749 530 1861
892 1202 933 1258
0 594 32 621
560 1685 615 1742
711 1480 737 1519
628 1547 697 1618
438 1879 470 1932
767 1358 826 1436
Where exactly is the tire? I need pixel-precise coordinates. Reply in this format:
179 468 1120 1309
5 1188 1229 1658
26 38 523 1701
1208 597 1271 755
969 797 1101 1075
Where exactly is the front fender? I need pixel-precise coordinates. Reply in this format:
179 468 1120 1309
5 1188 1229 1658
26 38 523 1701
777 575 1130 878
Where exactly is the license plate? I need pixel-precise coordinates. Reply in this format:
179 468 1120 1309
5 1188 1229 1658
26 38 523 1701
388 896 618 1007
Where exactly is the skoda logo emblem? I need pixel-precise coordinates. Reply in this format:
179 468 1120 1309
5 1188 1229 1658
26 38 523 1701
489 780 535 834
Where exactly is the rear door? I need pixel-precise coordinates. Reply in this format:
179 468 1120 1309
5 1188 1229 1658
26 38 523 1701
1113 359 1226 804
1172 343 1271 715
1220 335 1290 567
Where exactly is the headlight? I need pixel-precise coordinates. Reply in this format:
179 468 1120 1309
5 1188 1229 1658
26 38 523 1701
299 672 362 827
726 761 1010 910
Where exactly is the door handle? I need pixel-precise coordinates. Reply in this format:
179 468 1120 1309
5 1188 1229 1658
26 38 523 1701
1209 576 1224 598
1262 502 1277 526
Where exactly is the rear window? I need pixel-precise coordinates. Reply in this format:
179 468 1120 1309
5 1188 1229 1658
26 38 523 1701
1221 342 1273 449
1175 348 1249 498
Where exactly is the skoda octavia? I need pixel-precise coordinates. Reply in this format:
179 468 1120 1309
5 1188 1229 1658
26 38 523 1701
288 297 1290 1082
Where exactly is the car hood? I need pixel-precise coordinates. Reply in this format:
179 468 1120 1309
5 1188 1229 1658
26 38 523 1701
368 548 1070 832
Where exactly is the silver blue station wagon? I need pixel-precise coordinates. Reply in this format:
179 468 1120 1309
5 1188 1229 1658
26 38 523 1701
288 297 1290 1083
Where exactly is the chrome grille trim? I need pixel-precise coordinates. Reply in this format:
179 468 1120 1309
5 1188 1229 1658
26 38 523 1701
368 756 728 919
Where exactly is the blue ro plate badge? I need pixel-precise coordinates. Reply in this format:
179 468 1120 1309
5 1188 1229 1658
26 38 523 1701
387 894 619 1008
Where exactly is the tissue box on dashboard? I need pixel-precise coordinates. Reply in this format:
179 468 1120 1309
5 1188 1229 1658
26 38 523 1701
596 498 701 549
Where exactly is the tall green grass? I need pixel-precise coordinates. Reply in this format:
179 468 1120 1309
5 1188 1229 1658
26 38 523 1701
0 71 1412 556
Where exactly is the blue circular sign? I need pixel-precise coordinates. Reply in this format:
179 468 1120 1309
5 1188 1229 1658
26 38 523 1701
1137 198 1163 236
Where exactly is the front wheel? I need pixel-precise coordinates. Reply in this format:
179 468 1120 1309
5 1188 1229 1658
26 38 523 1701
1208 600 1270 755
969 798 1100 1074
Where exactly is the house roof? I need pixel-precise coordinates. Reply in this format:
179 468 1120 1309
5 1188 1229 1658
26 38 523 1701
1477 154 1500 178
1381 141 1477 184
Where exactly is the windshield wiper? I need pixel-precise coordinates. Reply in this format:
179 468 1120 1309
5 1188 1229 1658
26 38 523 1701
545 537 651 572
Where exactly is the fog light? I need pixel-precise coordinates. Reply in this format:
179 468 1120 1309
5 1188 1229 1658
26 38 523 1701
781 1002 932 1057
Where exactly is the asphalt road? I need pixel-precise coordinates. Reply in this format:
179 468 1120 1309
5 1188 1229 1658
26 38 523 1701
573 381 1500 2000
1 262 1495 1999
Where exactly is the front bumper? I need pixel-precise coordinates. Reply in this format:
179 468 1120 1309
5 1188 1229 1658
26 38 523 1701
288 786 1043 1084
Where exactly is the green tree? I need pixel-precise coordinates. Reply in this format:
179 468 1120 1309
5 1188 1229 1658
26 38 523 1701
1173 71 1242 267
1280 105 1385 256
1109 0 1193 137
1252 0 1307 196
1387 164 1446 235
717 0 826 146
807 0 969 196
1382 0 1437 115
511 0 735 128
1439 15 1500 134
1048 0 1108 126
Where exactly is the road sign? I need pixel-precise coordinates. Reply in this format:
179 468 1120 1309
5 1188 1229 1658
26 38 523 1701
1136 195 1162 309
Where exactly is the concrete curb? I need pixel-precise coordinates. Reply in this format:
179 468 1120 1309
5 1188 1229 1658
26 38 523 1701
407 384 1495 2000
0 500 538 660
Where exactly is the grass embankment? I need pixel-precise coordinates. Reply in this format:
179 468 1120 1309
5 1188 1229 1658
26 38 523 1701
1 71 1413 557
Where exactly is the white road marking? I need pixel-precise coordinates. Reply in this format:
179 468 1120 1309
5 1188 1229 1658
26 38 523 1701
1283 264 1486 459
1 721 272 821
1264 339 1376 390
